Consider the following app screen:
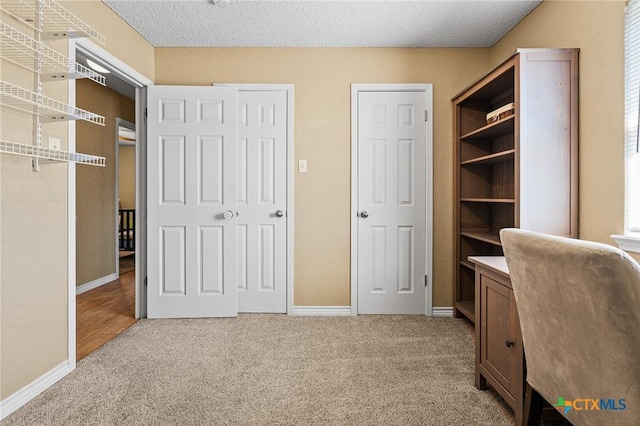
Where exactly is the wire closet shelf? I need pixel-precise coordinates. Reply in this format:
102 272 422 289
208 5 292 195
0 0 105 45
0 22 106 85
0 0 108 169
0 140 106 166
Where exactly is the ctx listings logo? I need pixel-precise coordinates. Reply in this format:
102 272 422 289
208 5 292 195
554 397 627 414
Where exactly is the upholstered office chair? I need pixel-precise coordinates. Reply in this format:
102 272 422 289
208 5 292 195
500 229 640 426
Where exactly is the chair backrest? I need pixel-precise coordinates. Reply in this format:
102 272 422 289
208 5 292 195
500 229 640 425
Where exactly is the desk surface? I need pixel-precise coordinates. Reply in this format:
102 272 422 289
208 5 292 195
468 256 509 275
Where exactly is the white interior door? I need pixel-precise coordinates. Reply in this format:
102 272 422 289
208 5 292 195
147 85 237 318
236 90 287 313
357 90 427 314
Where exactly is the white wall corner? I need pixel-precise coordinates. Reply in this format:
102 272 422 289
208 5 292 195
292 306 352 316
431 307 455 317
76 273 118 295
0 361 71 420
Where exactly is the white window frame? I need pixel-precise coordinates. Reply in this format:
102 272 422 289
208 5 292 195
612 0 640 253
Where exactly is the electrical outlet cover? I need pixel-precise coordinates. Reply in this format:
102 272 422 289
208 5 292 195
49 137 61 151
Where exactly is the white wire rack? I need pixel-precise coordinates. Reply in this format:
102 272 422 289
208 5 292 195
0 80 106 125
0 22 106 85
0 139 106 166
0 0 105 45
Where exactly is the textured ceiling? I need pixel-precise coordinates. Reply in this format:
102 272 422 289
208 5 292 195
102 0 541 48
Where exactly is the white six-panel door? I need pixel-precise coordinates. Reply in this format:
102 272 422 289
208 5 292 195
147 85 238 318
236 90 288 313
357 91 427 314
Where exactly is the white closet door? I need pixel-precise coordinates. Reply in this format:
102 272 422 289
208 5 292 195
357 90 426 314
236 90 287 313
147 85 238 318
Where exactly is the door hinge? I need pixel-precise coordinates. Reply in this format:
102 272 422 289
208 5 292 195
425 110 428 122
145 276 148 287
425 275 428 286
144 107 148 118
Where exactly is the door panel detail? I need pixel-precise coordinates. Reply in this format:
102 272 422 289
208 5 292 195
397 226 414 293
237 138 248 204
258 224 275 291
198 99 223 124
159 99 185 124
398 104 414 127
371 138 387 205
397 138 414 206
199 226 224 295
239 103 248 127
371 226 386 293
160 226 186 295
160 136 185 205
259 137 275 205
371 104 386 127
259 103 275 126
237 224 248 291
199 136 223 204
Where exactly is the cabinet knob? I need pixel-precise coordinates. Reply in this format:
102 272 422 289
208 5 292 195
505 340 514 348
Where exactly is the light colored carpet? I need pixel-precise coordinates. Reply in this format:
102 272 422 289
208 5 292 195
3 315 514 425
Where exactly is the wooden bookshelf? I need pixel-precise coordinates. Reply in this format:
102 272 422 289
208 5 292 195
452 49 579 325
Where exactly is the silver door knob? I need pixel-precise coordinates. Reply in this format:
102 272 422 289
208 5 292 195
275 210 284 218
360 211 369 218
223 210 234 219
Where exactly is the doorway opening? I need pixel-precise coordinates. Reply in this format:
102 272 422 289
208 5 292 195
74 55 137 360
68 39 151 365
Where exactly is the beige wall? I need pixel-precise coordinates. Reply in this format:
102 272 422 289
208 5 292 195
119 146 136 209
490 0 638 263
1 1 153 399
76 81 135 286
155 48 491 306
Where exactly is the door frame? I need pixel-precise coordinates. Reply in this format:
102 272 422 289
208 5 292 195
214 83 295 314
350 84 433 316
67 38 152 368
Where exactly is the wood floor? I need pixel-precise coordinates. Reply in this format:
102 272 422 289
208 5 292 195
76 270 137 361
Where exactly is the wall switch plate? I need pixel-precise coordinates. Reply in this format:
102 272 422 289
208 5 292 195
298 159 307 173
49 137 61 151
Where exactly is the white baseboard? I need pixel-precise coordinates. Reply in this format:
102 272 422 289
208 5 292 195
292 306 352 316
76 273 118 295
431 307 455 317
0 361 71 420
292 306 453 317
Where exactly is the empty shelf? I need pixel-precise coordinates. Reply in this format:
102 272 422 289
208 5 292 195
0 139 105 166
460 231 502 246
1 80 105 125
461 149 515 165
1 0 105 45
455 301 475 324
0 22 106 85
460 198 515 203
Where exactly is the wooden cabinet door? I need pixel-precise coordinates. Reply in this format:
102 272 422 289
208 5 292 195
480 274 516 393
